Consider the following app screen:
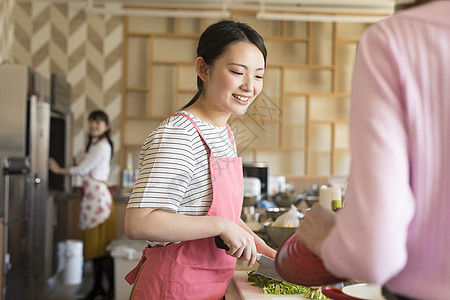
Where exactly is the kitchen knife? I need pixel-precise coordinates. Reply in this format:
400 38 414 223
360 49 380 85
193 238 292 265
214 236 285 282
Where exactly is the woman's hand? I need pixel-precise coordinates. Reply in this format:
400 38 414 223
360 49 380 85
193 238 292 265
218 221 258 266
125 209 260 266
295 203 336 257
48 157 64 174
239 218 277 260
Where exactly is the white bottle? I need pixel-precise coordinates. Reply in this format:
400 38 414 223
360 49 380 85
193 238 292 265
122 153 134 189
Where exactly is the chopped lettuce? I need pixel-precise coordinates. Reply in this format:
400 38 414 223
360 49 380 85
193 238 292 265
247 271 329 299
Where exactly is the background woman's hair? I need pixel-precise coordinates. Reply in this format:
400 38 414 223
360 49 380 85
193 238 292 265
86 110 114 158
181 19 267 110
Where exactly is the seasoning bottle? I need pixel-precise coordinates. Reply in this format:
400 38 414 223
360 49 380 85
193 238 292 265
122 153 134 190
330 187 342 211
331 199 342 211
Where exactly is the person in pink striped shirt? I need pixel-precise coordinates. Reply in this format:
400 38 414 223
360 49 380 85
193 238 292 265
295 1 450 299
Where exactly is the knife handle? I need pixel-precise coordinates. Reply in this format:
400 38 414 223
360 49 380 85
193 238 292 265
214 236 230 251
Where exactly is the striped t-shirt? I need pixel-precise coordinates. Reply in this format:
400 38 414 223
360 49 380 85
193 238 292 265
127 111 237 216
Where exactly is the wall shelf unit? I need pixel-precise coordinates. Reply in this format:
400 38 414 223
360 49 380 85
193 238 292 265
121 7 375 185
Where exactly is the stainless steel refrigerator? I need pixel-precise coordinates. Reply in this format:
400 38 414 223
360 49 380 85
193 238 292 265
0 64 51 299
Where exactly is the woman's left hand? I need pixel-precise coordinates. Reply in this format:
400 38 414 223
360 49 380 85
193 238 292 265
295 203 336 257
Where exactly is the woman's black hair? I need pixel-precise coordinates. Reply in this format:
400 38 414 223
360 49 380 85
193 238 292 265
181 19 267 110
86 110 114 158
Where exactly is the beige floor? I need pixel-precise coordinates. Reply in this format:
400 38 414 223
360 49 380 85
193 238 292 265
45 262 96 300
44 260 255 300
46 283 84 300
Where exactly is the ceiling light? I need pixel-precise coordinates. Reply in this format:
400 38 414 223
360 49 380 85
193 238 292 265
84 0 230 19
86 6 230 18
256 12 389 23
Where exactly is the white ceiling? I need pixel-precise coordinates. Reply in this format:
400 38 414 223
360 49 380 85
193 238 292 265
17 0 412 6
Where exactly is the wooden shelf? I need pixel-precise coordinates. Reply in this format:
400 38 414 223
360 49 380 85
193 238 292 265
126 87 149 92
121 14 370 181
125 115 166 121
275 64 335 70
123 143 146 148
128 32 200 39
309 120 348 125
284 92 350 97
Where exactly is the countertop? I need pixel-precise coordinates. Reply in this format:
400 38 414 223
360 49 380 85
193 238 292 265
225 278 242 300
227 271 307 300
228 261 308 300
52 190 131 202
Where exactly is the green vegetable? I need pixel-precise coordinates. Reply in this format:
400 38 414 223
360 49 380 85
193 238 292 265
247 271 329 299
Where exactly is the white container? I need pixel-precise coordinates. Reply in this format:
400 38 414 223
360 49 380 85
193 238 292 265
62 240 83 285
319 186 333 209
268 176 286 195
56 241 66 274
107 238 147 300
243 177 261 197
319 186 342 209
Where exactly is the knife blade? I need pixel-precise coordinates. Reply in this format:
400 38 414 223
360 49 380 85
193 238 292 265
214 236 285 282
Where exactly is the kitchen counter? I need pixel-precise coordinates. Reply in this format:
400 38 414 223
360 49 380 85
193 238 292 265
228 261 307 300
225 278 242 300
53 190 129 239
52 189 130 202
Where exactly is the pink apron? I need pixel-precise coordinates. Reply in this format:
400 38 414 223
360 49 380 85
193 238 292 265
79 175 112 230
79 136 112 230
125 112 244 300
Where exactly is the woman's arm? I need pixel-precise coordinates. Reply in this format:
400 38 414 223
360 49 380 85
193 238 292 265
125 207 259 266
319 21 414 284
49 141 110 177
48 157 71 175
69 141 109 176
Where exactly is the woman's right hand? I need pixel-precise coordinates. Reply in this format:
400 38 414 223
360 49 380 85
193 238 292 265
217 221 258 266
295 203 336 257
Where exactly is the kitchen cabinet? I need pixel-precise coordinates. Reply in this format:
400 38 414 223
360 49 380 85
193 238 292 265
120 9 373 181
55 196 128 241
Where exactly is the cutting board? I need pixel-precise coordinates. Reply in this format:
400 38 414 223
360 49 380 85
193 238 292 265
232 271 307 299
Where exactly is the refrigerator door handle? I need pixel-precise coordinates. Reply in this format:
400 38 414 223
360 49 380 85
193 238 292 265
34 175 41 185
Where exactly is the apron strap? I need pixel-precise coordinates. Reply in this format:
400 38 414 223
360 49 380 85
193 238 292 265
224 123 236 149
125 254 147 285
172 112 210 147
172 112 236 155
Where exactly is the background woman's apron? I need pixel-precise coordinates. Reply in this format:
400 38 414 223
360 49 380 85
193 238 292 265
79 175 112 230
125 112 244 300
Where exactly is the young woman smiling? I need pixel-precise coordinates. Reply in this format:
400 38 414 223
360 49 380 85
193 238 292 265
124 20 276 300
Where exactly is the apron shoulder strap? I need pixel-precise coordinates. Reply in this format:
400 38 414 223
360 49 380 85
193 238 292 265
172 112 237 155
224 123 236 149
171 112 211 149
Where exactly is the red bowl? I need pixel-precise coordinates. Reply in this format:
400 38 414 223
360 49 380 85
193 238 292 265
275 233 345 286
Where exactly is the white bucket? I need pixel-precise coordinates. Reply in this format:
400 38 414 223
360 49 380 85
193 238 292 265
56 241 66 274
62 239 84 285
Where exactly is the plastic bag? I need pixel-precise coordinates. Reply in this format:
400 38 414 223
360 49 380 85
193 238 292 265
272 205 302 227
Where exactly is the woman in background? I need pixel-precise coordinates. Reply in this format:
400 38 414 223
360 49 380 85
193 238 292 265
49 110 117 300
124 20 276 300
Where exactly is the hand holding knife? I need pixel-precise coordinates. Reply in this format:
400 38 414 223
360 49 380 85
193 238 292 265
214 236 284 281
